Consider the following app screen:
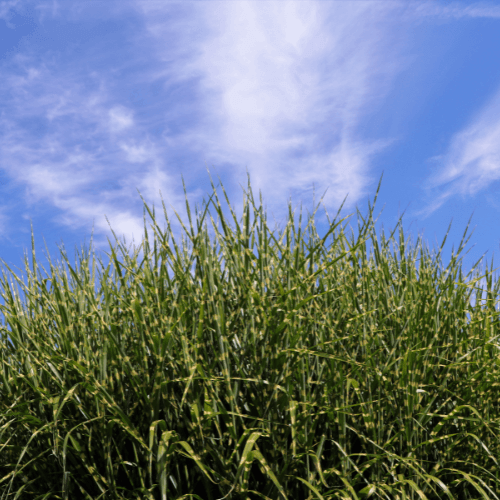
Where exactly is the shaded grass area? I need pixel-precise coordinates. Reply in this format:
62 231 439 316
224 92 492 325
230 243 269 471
1 172 500 499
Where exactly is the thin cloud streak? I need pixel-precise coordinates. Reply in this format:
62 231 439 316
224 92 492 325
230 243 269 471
412 1 500 19
410 85 500 220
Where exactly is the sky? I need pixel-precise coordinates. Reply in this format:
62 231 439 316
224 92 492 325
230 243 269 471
2 0 500 323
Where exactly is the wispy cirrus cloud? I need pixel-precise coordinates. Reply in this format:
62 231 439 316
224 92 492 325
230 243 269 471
137 0 411 222
410 85 500 220
0 46 189 255
0 0 21 24
412 1 500 19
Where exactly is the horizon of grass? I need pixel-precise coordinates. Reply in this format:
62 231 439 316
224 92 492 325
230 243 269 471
0 171 500 499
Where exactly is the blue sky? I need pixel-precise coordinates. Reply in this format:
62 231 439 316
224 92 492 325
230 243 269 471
1 0 500 314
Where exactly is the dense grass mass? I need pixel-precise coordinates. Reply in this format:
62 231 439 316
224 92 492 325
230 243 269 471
1 173 500 499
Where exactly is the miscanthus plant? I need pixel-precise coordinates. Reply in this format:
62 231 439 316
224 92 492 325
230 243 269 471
0 173 499 500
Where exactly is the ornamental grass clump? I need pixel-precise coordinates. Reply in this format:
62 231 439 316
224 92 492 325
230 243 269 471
1 173 500 499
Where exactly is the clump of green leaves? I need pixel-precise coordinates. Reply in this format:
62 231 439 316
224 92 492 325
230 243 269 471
1 173 499 499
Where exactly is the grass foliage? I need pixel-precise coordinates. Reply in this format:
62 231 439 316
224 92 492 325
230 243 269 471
1 174 500 499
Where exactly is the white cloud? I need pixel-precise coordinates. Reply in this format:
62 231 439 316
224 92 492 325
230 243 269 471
0 46 190 258
108 106 134 133
412 86 500 219
118 142 151 163
412 1 500 19
138 0 409 220
0 0 21 25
